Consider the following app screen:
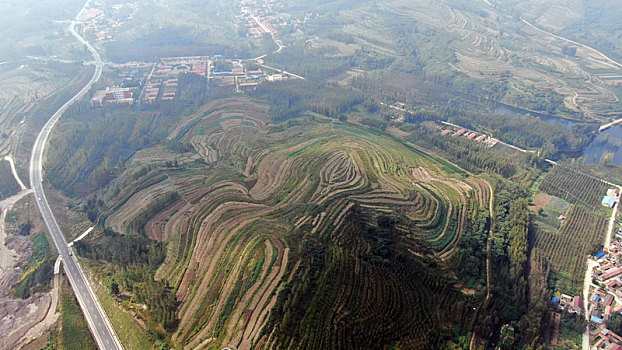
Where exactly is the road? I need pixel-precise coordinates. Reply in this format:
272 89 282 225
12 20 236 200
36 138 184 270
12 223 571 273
28 2 122 350
519 17 622 131
519 17 622 70
581 190 620 349
604 191 621 250
381 101 622 349
600 118 622 132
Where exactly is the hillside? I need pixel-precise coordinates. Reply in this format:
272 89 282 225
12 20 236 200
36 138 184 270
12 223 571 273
66 97 496 349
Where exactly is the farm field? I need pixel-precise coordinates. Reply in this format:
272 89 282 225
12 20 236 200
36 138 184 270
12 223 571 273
0 62 78 156
285 0 622 119
530 204 608 295
538 165 609 209
532 194 571 232
90 97 492 349
531 163 612 295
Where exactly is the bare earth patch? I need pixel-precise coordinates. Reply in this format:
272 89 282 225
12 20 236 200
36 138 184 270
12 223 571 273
529 193 551 213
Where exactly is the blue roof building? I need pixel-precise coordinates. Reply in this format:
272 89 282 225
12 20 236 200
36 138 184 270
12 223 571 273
603 196 616 208
552 297 560 304
594 251 606 259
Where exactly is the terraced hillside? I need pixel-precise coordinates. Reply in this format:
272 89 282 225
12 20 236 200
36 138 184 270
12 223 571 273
99 98 491 349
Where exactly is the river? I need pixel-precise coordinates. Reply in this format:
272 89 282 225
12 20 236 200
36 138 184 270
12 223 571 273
492 103 622 165
582 125 622 165
493 103 578 129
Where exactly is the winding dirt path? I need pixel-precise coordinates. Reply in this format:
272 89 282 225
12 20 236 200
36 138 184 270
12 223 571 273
4 155 27 191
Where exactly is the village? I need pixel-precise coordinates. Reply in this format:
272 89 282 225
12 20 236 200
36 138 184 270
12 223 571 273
236 0 310 42
89 55 299 106
76 0 310 106
547 187 622 349
77 2 138 44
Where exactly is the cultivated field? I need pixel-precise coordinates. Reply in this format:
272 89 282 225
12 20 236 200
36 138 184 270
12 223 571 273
530 205 608 294
320 0 622 119
538 165 609 209
100 98 490 349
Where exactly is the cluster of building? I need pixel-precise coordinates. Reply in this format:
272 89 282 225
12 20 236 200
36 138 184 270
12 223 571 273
594 330 622 350
77 3 138 43
439 128 499 147
90 62 152 106
552 294 583 314
586 225 622 349
142 56 209 103
602 189 620 208
91 86 135 105
90 54 293 105
238 0 298 39
210 57 289 91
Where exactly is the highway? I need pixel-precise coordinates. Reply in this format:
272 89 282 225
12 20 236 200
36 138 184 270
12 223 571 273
28 2 122 350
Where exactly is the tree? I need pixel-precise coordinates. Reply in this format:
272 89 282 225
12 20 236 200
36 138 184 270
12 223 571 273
508 198 529 305
110 282 120 296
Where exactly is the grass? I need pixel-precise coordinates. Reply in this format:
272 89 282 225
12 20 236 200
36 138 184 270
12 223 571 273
94 279 154 350
59 279 98 350
546 196 571 213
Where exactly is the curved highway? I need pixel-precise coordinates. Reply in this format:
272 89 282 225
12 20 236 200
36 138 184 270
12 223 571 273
29 3 122 350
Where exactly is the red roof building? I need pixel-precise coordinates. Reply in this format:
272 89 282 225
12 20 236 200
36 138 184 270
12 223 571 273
600 267 622 281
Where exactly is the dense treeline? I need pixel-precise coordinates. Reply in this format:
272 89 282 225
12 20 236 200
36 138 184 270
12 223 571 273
458 206 489 283
44 100 185 196
351 71 594 158
508 198 529 306
176 72 208 106
75 229 165 267
267 206 480 348
449 113 596 158
476 179 551 348
252 80 364 121
104 29 250 62
401 122 543 179
82 195 104 222
76 228 178 332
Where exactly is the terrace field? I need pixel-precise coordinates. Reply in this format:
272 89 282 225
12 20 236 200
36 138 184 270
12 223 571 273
89 98 493 348
276 0 621 120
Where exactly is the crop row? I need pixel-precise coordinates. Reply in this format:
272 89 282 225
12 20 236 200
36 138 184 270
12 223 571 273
539 166 608 208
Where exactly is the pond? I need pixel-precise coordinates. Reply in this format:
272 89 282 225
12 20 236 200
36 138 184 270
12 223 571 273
582 125 622 165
